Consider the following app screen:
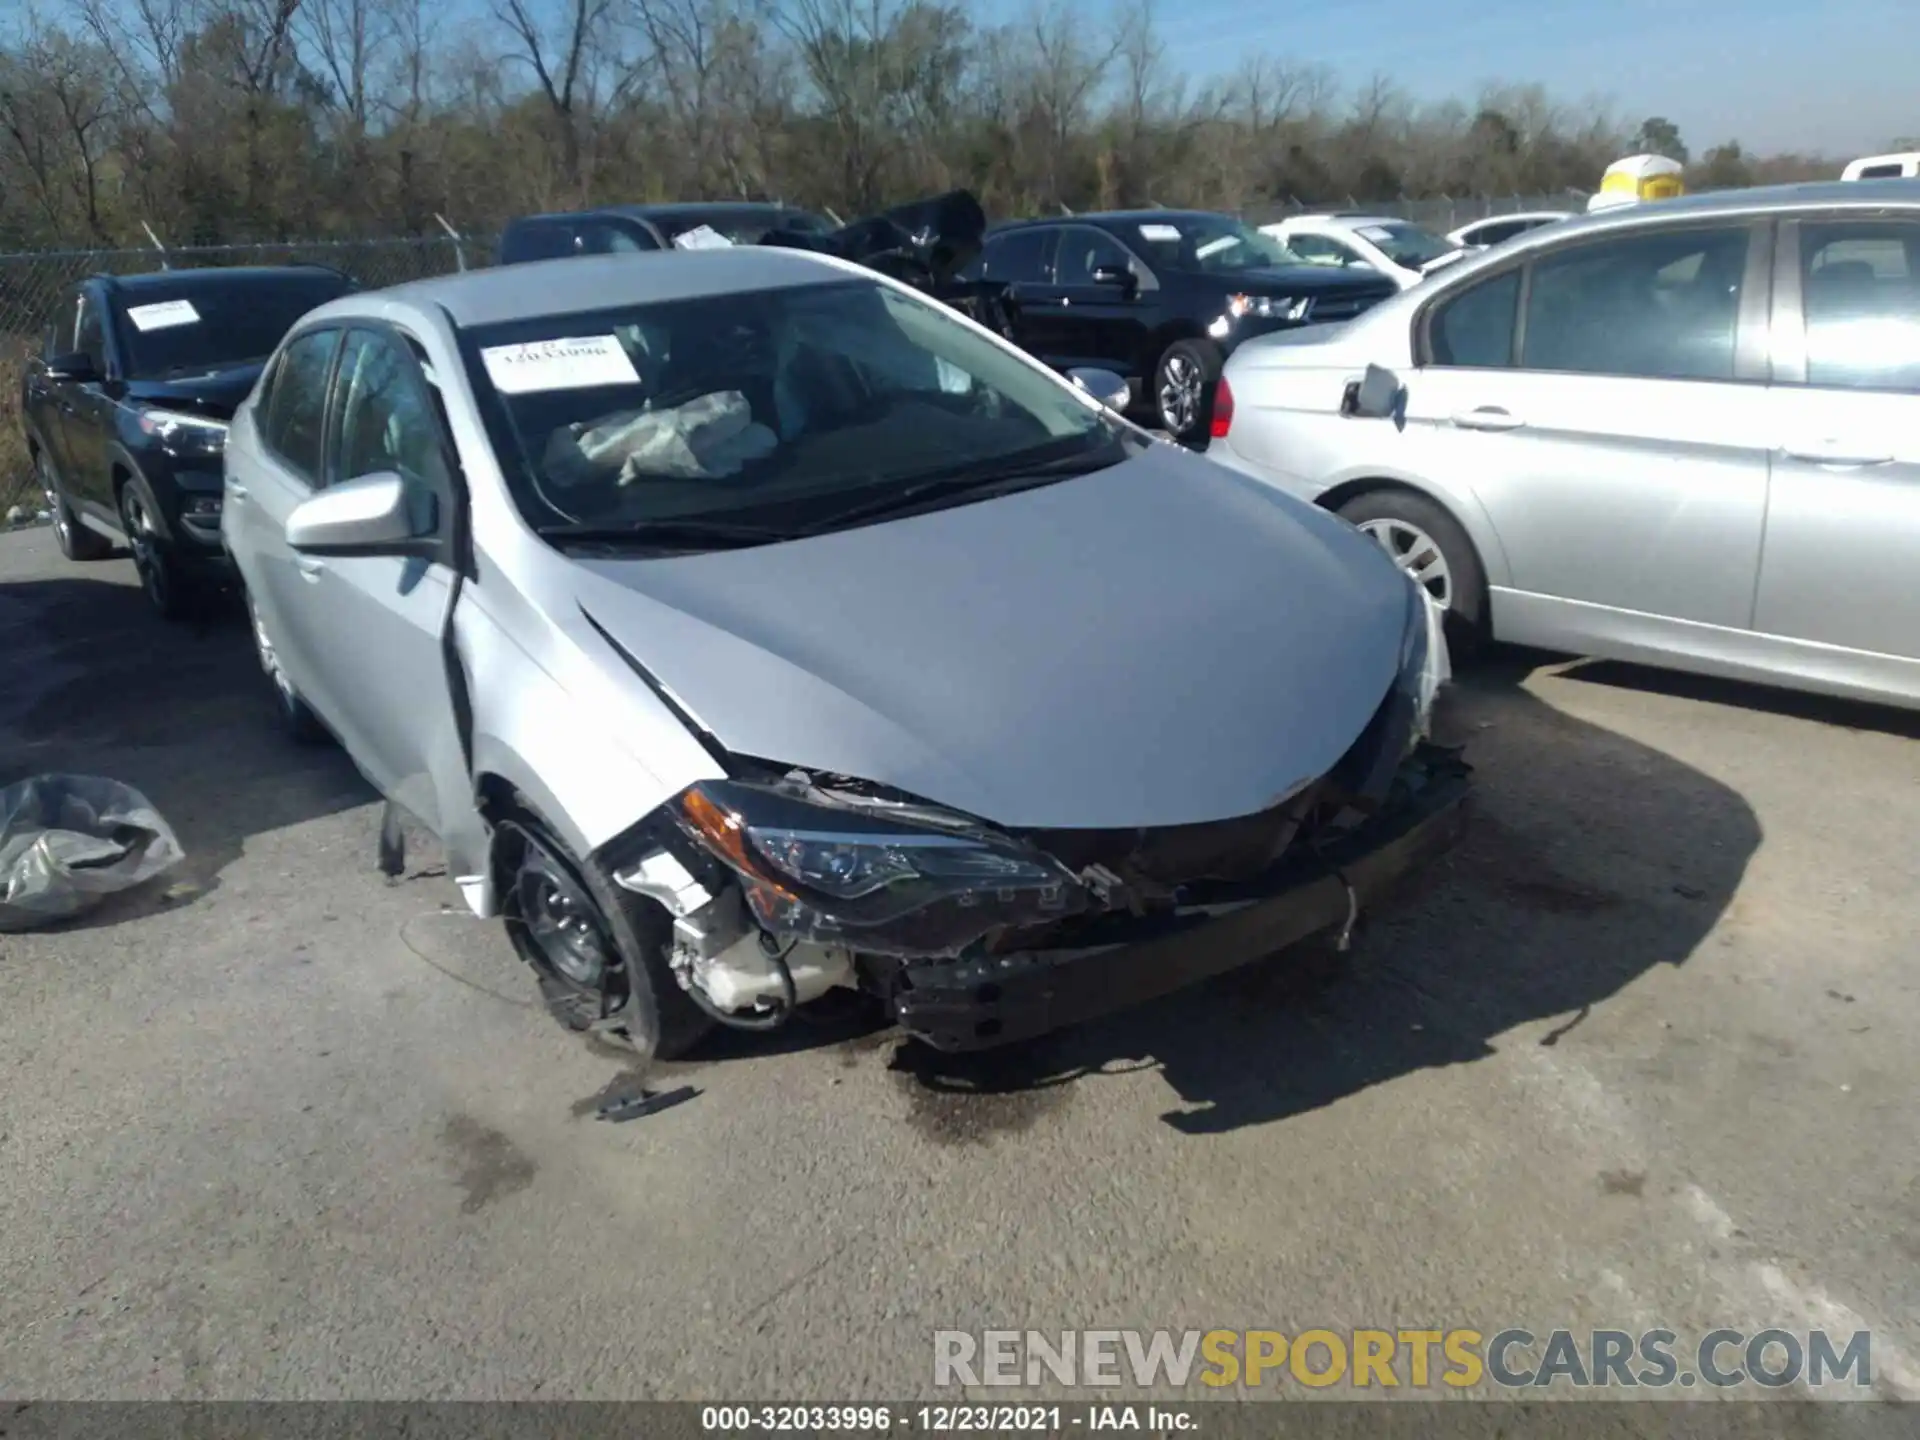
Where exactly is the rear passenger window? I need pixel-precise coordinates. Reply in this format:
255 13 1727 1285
1799 220 1920 392
1428 270 1519 367
263 329 340 482
982 229 1054 284
1520 227 1749 381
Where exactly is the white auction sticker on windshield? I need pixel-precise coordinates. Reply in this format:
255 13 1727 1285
1137 223 1182 241
1357 225 1395 242
672 224 734 250
480 335 641 395
125 299 201 332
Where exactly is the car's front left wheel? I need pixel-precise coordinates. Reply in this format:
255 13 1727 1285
499 810 714 1061
119 484 196 621
1151 337 1222 443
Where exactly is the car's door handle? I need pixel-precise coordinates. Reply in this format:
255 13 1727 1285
225 481 248 501
1450 407 1525 432
1779 441 1895 467
296 558 325 581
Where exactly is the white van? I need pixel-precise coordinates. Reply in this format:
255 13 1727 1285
1842 151 1920 181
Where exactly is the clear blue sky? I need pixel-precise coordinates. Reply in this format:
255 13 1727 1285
1133 0 1918 158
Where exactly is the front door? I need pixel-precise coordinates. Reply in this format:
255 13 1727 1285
295 324 473 842
1408 220 1774 634
1754 215 1920 669
1047 224 1154 376
60 292 119 522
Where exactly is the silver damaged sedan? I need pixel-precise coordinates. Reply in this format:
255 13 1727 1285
222 246 1465 1058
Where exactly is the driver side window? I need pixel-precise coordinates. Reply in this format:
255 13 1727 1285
74 295 106 369
328 329 451 522
1056 229 1136 286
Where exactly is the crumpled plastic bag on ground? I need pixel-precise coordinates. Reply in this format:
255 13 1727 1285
543 390 778 486
0 775 184 932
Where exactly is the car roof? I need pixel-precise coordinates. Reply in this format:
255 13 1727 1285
1499 179 1920 246
100 265 350 294
310 247 862 329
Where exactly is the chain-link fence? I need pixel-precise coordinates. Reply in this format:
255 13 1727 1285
1 195 1572 519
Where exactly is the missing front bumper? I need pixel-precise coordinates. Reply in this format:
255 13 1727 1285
889 745 1471 1052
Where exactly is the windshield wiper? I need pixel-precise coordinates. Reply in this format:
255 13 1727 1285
801 445 1127 534
535 518 798 552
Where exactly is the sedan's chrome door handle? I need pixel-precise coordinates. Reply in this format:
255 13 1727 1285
1780 441 1894 467
225 482 248 501
296 557 325 580
1450 407 1525 432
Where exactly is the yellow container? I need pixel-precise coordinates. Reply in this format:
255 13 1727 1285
1590 154 1686 210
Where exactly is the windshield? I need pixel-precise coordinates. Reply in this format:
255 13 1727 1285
1356 222 1457 269
1127 216 1306 274
112 273 352 379
461 278 1125 542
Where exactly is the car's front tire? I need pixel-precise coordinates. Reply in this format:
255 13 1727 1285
246 589 329 743
119 483 197 621
1336 488 1489 660
39 452 111 561
1151 337 1222 443
498 809 714 1061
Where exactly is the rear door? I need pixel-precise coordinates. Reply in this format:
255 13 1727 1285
296 324 473 837
981 227 1064 364
235 326 344 711
1407 219 1775 638
1754 214 1920 672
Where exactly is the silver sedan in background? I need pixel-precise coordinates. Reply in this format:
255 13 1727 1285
1209 180 1920 711
220 246 1462 1062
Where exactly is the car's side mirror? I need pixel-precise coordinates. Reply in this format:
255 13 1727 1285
286 471 436 556
46 351 100 384
1341 363 1403 420
1068 367 1131 412
1090 263 1137 293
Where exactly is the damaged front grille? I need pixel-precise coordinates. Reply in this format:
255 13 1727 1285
985 676 1410 956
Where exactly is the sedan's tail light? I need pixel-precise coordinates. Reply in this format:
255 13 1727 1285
1209 376 1234 440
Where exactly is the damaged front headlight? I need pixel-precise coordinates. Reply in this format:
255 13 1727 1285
671 778 1082 957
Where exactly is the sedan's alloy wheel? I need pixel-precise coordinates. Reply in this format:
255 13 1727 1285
1357 516 1453 609
1157 352 1203 434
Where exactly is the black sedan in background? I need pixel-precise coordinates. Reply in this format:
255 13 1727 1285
969 210 1399 440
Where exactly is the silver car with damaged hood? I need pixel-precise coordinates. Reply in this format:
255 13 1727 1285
220 245 1465 1059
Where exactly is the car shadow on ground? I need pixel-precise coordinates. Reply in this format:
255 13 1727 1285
882 666 1764 1135
0 570 376 925
1554 656 1920 741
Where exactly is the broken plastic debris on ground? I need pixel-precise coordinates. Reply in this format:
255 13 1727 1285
0 774 185 932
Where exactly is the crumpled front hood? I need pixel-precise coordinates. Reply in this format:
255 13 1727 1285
127 362 263 420
568 443 1410 831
